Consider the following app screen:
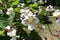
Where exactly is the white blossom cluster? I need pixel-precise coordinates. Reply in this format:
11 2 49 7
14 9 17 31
53 9 60 17
5 25 20 40
45 5 60 17
20 7 39 31
46 5 55 11
53 9 60 27
6 7 14 15
52 8 60 27
17 3 25 8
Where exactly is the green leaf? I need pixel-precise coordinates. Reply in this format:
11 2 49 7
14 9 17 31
8 12 15 24
0 18 8 29
12 0 20 6
0 30 4 36
14 8 20 13
0 0 2 3
29 4 38 9
8 0 14 2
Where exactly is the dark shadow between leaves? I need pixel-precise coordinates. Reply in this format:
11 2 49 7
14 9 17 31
30 30 42 40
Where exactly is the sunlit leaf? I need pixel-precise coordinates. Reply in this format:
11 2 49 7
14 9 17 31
0 0 2 3
12 0 20 6
14 8 20 13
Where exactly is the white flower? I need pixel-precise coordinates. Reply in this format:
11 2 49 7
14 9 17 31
5 25 10 30
33 17 39 24
0 9 3 14
10 29 16 37
8 29 17 40
42 25 46 30
7 29 16 37
20 7 39 31
28 24 34 31
27 16 39 31
6 7 14 15
28 11 33 16
20 9 25 14
45 0 47 3
16 35 20 38
46 5 55 11
6 25 17 40
17 4 20 7
21 20 28 26
56 19 59 23
18 3 25 8
53 9 60 17
42 38 45 40
25 9 30 13
7 7 13 12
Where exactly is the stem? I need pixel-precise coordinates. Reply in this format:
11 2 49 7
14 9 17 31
47 24 53 36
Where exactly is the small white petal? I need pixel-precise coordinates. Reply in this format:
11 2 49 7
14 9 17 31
6 7 14 15
46 5 55 11
20 9 25 13
5 25 10 30
16 35 20 38
28 24 34 31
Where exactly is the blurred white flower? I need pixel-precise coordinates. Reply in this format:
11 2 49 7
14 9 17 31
6 7 14 15
5 25 17 40
20 7 39 31
0 9 3 14
45 0 47 3
46 5 55 11
17 4 20 8
18 3 25 8
53 9 60 17
28 24 34 31
56 19 60 23
42 25 46 30
16 35 20 38
5 25 10 30
21 20 28 26
25 7 31 14
7 29 17 40
20 9 25 14
7 29 16 37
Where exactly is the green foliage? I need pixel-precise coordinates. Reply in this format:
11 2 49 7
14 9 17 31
8 0 20 7
0 17 8 29
14 8 20 13
26 0 31 2
40 11 46 16
0 12 15 29
8 0 14 2
37 11 48 24
29 3 38 10
0 30 4 36
0 0 2 3
7 12 15 24
12 0 20 6
38 2 44 5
